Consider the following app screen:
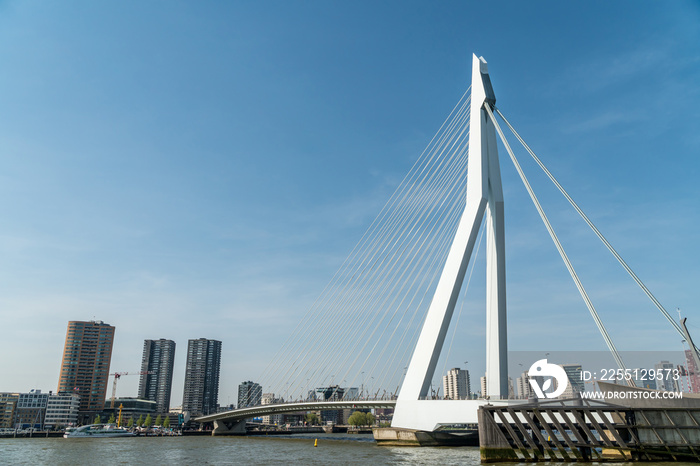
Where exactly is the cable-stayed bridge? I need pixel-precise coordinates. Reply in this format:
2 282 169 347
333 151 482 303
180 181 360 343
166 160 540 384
197 54 691 436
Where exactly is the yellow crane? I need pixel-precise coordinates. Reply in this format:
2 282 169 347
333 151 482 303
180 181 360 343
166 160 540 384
110 371 155 408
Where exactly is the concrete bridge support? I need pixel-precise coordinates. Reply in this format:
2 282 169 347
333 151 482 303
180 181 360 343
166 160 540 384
212 419 246 436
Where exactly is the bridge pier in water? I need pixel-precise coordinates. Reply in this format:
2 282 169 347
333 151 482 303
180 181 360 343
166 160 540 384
212 419 246 436
373 427 479 447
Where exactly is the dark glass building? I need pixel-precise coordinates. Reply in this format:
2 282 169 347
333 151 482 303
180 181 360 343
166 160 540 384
182 339 221 417
138 339 176 414
237 381 262 408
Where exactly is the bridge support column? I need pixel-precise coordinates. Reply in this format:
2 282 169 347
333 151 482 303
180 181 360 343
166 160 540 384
393 54 511 431
212 419 246 436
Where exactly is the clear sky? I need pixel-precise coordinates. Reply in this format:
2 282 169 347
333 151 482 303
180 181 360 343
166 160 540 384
1 1 699 406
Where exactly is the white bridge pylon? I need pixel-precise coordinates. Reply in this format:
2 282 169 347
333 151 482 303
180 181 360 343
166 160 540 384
392 54 517 431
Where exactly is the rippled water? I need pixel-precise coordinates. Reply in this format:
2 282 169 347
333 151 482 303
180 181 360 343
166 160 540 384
1 434 482 465
4 434 693 465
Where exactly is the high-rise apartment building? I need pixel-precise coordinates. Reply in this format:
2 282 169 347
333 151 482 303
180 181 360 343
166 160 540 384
182 339 221 417
57 320 115 419
138 339 176 413
442 368 470 400
516 371 533 399
238 381 262 408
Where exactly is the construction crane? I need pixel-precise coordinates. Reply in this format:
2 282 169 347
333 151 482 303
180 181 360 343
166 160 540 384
110 371 155 408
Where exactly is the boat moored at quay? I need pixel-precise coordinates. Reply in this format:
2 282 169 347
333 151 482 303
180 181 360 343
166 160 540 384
63 424 136 438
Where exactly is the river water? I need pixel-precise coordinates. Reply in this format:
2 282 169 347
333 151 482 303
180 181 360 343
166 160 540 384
1 433 482 465
2 434 693 465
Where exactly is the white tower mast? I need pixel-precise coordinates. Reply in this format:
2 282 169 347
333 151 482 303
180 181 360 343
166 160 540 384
392 54 509 431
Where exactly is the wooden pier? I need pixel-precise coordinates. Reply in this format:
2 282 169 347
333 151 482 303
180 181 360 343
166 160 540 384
478 399 700 462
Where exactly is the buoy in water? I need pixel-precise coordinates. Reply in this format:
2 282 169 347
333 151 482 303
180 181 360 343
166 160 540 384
314 438 318 447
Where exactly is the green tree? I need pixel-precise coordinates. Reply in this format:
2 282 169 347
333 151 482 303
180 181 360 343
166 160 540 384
93 414 101 424
305 412 320 425
155 414 162 426
127 417 134 428
144 414 153 428
366 413 376 426
347 411 366 427
136 415 144 427
107 413 116 424
163 416 170 428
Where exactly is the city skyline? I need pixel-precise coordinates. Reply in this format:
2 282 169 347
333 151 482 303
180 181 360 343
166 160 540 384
1 2 699 407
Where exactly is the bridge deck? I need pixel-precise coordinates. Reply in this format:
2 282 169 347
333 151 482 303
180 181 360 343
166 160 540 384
195 400 396 423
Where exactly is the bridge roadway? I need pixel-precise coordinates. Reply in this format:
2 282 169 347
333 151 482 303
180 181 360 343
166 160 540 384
196 399 396 434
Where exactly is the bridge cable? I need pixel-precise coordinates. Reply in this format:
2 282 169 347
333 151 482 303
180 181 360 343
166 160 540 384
257 88 473 397
484 103 631 381
341 157 470 394
261 91 472 397
288 102 471 393
325 126 472 383
261 89 474 400
494 107 691 349
294 122 471 398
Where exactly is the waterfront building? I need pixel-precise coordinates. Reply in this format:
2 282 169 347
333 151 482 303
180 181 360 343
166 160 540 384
169 406 191 425
182 339 221 417
317 385 345 425
655 360 680 392
0 393 19 429
560 364 585 398
261 393 283 425
44 392 80 428
442 368 470 400
343 387 360 400
516 371 533 399
100 397 157 423
685 350 700 393
480 375 514 399
57 320 115 420
14 389 49 429
628 368 655 389
238 381 262 408
138 339 176 413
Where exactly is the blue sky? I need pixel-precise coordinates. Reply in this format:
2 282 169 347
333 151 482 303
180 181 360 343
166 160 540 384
1 1 699 406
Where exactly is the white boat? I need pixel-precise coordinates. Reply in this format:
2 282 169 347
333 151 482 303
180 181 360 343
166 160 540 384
63 423 136 438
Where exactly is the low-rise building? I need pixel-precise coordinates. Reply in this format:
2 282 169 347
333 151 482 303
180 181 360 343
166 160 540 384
15 389 49 429
101 397 157 425
45 393 80 428
0 393 19 429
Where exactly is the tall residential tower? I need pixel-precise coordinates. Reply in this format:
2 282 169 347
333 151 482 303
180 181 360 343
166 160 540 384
182 339 221 417
57 320 115 420
138 339 176 413
442 368 471 400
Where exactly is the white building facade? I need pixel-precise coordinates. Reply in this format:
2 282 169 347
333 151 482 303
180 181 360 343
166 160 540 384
44 393 80 428
442 368 470 400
